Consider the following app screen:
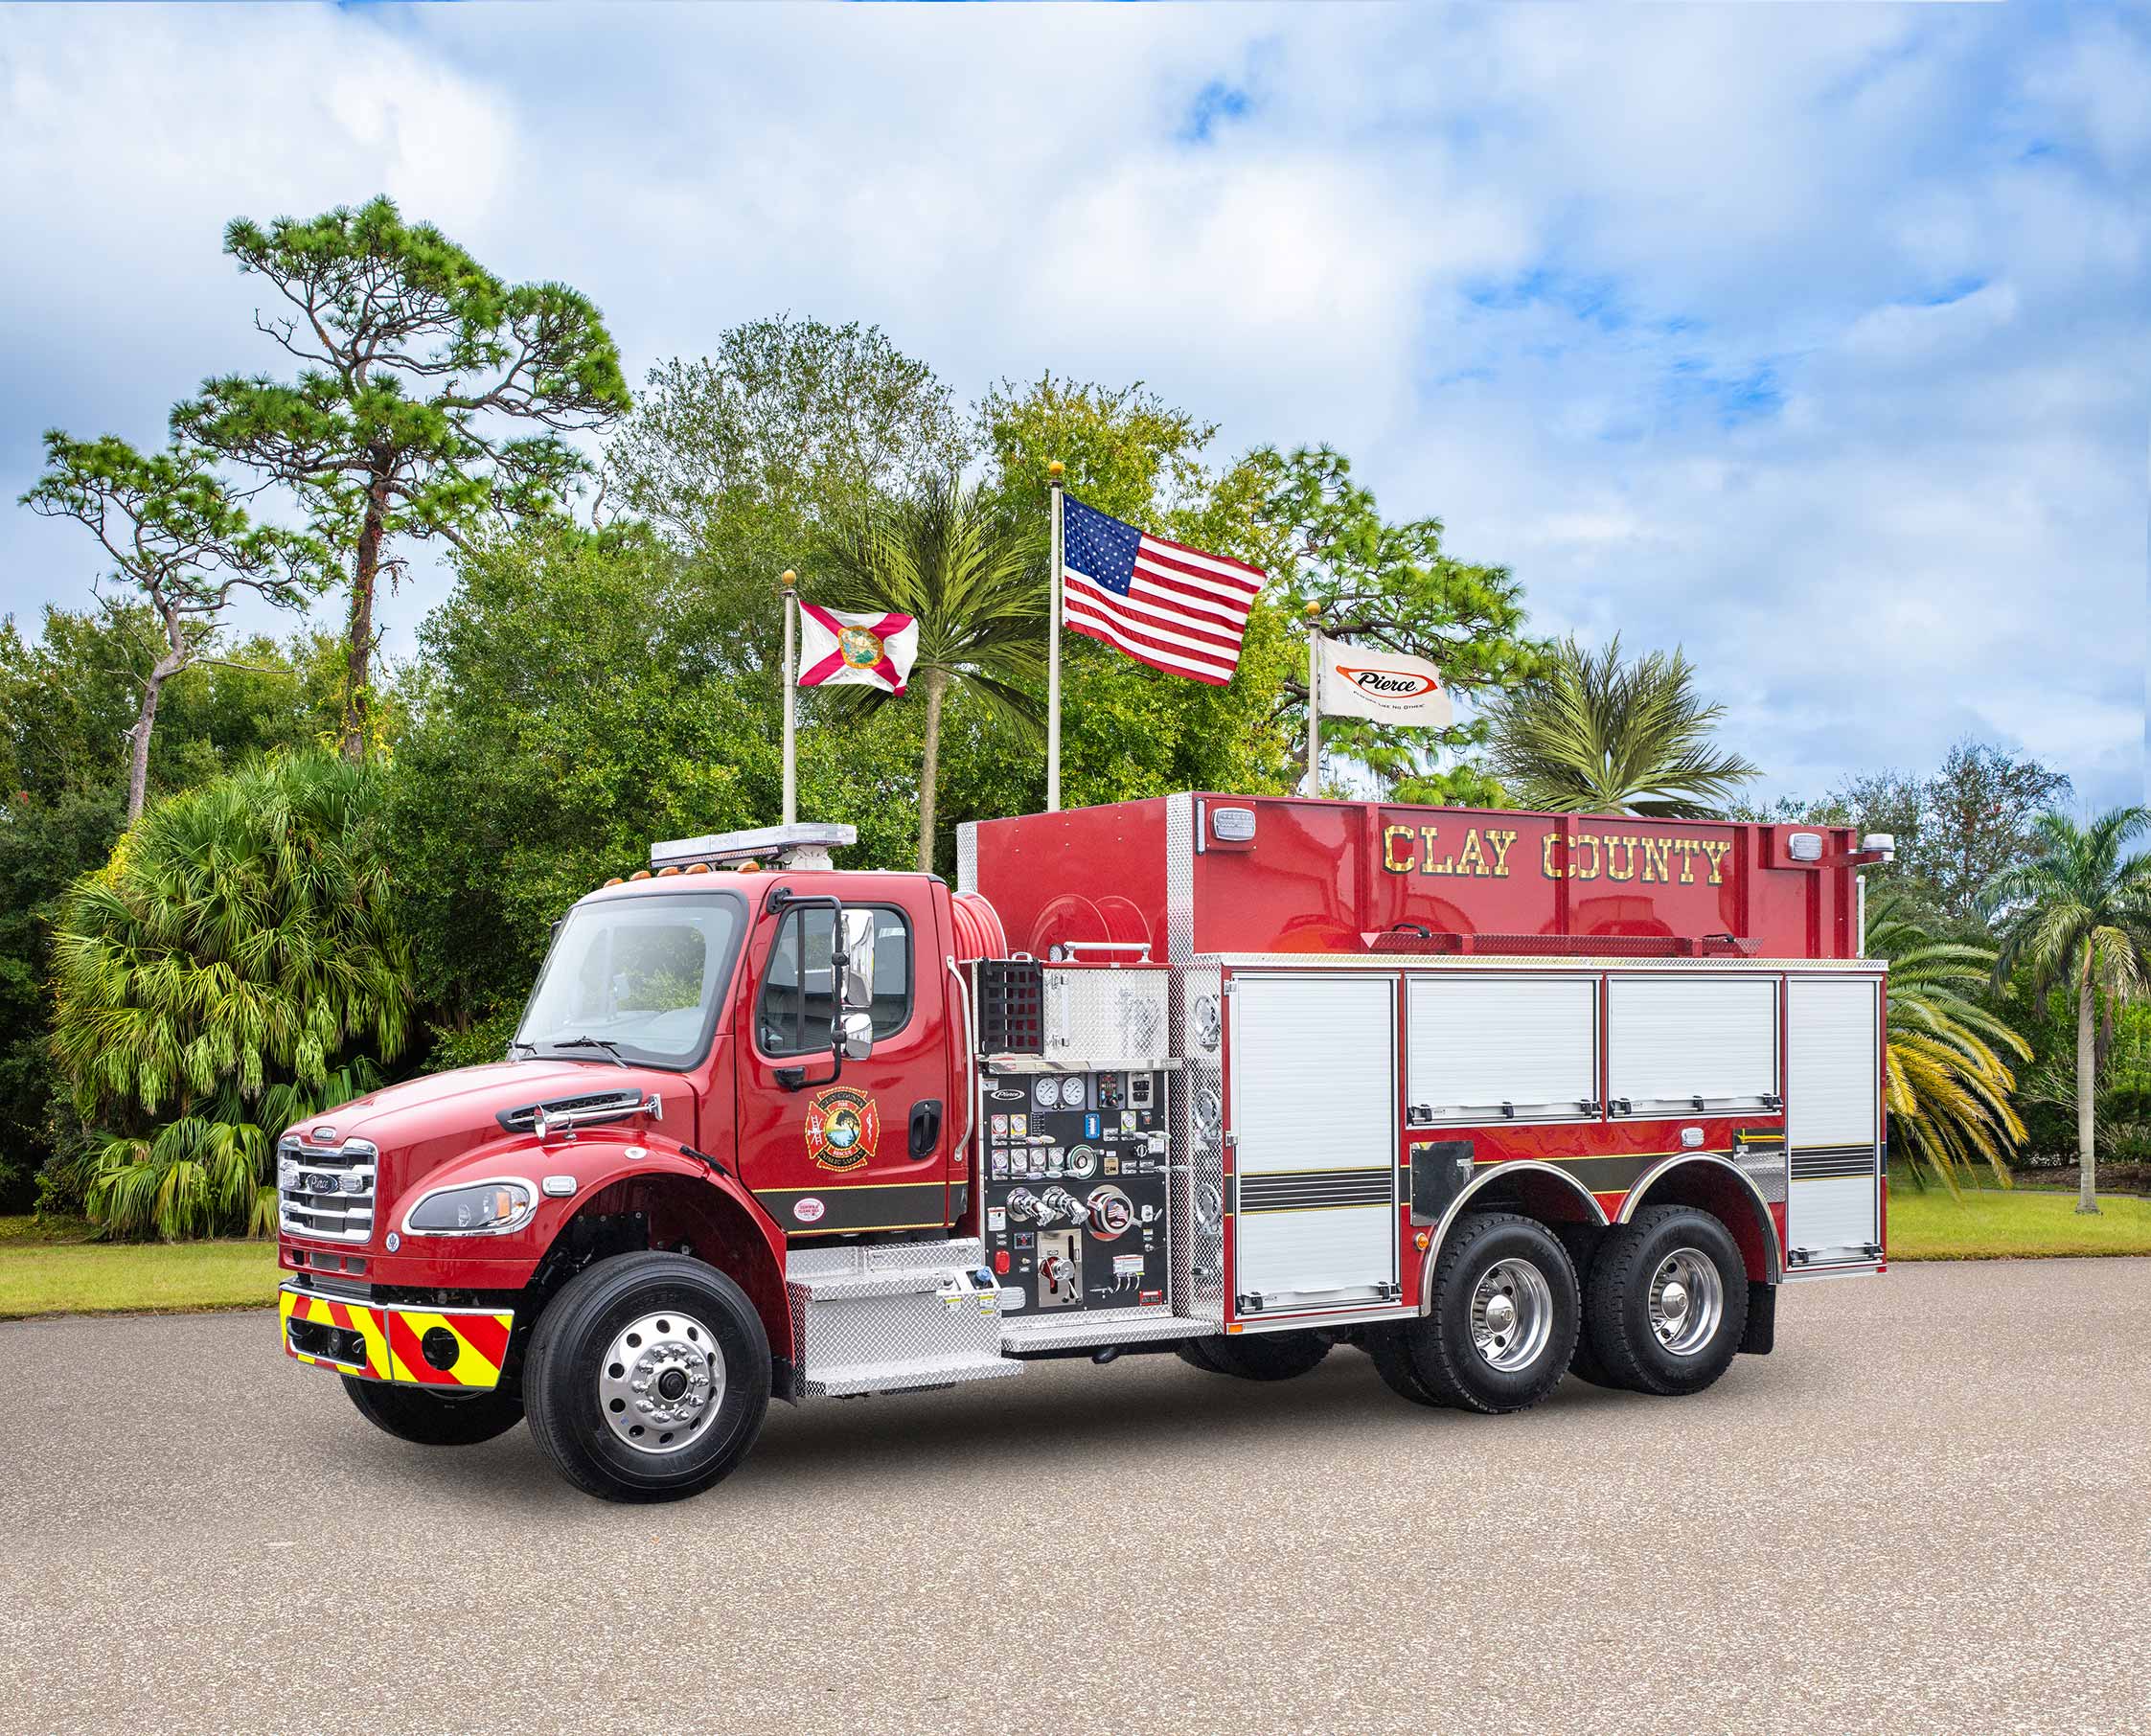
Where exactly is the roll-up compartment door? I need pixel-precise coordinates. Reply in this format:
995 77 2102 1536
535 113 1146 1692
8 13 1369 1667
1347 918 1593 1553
1786 976 1883 1268
1407 974 1599 1124
1227 972 1397 1313
1607 975 1778 1115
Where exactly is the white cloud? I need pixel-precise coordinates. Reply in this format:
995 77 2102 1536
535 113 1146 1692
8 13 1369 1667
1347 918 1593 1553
0 2 2142 811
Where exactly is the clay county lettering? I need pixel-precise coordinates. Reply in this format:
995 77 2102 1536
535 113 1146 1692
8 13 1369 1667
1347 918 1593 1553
1381 823 1733 885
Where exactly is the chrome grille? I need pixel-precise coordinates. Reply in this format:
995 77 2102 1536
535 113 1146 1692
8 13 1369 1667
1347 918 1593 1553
277 1137 378 1243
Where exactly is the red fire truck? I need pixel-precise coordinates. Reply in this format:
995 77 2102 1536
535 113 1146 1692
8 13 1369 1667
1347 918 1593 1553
275 793 1892 1502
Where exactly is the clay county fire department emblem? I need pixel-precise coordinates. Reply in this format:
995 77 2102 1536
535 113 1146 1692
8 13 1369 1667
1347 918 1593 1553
803 1086 880 1173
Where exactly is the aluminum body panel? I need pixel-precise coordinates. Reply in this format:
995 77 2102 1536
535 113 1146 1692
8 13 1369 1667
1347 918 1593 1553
1607 974 1780 1112
1225 971 1398 1311
1407 973 1599 1123
1785 975 1884 1268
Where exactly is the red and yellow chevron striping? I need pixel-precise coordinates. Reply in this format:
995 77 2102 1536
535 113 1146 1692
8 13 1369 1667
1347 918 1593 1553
278 1287 390 1382
279 1285 512 1391
384 1308 513 1388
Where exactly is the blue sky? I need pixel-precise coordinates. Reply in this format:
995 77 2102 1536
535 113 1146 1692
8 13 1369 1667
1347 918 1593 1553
2 3 2145 810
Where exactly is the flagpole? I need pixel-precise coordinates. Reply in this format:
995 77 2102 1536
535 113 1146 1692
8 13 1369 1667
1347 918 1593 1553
1046 459 1064 813
781 569 798 826
1304 603 1322 796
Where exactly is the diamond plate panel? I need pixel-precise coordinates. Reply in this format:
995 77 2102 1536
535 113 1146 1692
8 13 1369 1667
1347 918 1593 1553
1165 793 1195 961
1170 961 1225 1323
785 1241 1015 1397
999 1308 1206 1353
1734 1143 1790 1206
1041 967 1170 1061
955 820 978 897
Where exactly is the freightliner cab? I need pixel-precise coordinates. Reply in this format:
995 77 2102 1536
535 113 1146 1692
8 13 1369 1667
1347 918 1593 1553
276 795 1893 1501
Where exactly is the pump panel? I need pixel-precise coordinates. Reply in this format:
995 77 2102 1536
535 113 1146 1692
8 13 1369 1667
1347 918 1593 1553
980 1067 1170 1314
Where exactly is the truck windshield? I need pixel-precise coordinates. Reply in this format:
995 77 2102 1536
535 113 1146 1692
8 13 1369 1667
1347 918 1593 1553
515 892 746 1069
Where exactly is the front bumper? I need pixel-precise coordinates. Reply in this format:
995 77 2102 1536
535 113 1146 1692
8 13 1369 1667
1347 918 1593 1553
279 1284 515 1390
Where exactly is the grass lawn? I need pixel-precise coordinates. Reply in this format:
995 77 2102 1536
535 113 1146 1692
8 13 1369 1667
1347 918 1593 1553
1887 1179 2151 1261
0 1216 279 1319
4 1179 2147 1319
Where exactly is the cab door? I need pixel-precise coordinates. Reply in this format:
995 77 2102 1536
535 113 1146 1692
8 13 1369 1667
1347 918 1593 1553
734 880 954 1238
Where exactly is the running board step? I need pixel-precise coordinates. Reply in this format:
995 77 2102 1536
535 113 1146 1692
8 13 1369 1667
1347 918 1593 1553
785 1239 1021 1399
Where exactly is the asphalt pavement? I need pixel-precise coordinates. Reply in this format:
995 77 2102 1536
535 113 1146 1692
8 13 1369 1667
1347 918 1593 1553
2 1258 2146 1736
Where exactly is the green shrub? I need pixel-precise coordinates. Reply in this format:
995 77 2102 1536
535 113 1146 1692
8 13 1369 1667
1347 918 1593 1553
50 753 413 1240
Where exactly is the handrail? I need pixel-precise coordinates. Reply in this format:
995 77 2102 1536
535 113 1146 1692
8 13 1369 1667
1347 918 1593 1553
1050 940 1154 961
944 956 975 1170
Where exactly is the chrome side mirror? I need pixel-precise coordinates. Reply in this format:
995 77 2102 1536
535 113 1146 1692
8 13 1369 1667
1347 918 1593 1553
839 908 877 1010
840 1010 874 1062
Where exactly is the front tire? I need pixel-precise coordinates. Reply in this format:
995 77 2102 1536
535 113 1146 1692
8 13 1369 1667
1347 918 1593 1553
342 1376 524 1446
1380 1213 1579 1414
524 1252 770 1503
1583 1206 1749 1397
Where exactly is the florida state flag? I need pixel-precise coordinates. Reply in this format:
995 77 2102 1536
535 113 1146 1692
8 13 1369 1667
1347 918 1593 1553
796 605 920 695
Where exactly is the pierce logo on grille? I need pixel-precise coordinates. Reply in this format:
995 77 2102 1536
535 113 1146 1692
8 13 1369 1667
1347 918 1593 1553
311 1126 335 1143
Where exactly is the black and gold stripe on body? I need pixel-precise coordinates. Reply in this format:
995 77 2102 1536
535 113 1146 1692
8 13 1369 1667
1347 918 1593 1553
1237 1167 1395 1214
1471 1149 1738 1198
1790 1146 1877 1181
754 1180 952 1237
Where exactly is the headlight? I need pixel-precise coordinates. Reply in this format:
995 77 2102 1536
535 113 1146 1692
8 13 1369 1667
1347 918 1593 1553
403 1180 537 1235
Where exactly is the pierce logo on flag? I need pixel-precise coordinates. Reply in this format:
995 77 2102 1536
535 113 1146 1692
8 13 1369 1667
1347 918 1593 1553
1060 495 1263 686
798 605 920 694
1337 665 1440 699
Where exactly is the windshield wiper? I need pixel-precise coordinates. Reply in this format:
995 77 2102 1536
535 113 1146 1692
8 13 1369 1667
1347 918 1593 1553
508 1040 538 1059
551 1036 629 1068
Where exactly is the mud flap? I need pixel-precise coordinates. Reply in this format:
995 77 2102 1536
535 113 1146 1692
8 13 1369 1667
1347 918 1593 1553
1738 1281 1775 1356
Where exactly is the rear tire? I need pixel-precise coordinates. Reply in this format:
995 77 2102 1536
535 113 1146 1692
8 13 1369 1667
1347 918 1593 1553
1584 1205 1749 1397
524 1252 770 1503
1385 1213 1579 1415
1176 1330 1331 1382
342 1376 524 1446
1365 1322 1448 1407
1556 1223 1621 1390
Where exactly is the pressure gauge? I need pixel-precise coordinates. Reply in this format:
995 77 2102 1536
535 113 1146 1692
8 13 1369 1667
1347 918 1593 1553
1066 1145 1099 1178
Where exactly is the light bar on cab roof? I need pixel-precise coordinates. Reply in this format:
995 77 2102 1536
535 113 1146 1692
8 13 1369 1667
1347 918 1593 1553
649 822 856 873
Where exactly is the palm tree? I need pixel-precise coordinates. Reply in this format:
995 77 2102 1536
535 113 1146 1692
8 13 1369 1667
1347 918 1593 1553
1866 892 2027 1196
1985 808 2151 1214
1483 633 1757 817
86 1064 385 1241
51 752 413 1239
820 477 1046 871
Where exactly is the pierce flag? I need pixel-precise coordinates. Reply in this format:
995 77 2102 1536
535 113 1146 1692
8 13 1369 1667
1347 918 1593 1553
1315 632 1453 728
796 605 919 695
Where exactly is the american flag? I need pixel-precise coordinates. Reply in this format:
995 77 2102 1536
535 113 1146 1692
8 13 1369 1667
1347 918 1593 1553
1061 494 1264 685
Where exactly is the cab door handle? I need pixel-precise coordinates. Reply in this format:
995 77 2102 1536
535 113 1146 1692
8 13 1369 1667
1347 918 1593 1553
908 1100 943 1161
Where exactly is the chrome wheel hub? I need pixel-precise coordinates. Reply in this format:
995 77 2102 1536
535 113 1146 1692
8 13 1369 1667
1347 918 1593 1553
1648 1249 1724 1357
598 1311 723 1454
1470 1258 1554 1372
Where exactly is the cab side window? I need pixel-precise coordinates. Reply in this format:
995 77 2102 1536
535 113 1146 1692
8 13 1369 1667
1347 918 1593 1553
758 905 912 1057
